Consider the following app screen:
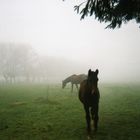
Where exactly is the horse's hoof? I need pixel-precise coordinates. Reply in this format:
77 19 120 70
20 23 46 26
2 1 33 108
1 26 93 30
87 135 91 140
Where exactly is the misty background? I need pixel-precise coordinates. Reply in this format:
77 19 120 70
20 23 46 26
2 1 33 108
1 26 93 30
0 0 140 84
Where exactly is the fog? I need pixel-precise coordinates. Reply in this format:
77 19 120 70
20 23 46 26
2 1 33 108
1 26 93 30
0 0 140 84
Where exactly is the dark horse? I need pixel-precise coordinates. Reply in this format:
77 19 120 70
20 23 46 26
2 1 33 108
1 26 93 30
62 74 87 92
79 69 100 136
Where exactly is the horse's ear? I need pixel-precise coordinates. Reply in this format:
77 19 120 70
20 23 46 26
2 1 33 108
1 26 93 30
88 69 91 77
95 69 99 75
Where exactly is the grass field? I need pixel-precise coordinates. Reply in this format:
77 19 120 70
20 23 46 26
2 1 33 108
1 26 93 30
0 83 140 140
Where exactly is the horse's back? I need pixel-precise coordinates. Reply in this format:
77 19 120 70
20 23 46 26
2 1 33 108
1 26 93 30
70 74 87 84
78 74 87 81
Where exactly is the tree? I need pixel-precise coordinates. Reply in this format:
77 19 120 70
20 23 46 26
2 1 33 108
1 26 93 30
0 43 36 83
65 0 140 29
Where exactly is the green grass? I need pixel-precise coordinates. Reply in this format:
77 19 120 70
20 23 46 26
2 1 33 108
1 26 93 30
0 83 140 140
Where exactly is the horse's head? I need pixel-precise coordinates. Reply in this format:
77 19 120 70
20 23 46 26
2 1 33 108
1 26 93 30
62 80 66 89
88 69 99 94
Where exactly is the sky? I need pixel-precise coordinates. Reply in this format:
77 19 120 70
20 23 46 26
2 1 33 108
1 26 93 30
0 0 140 83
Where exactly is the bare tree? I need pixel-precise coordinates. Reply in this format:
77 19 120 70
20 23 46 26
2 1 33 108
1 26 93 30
0 43 36 83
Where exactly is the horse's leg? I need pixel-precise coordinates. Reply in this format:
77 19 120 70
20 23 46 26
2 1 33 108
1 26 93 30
90 107 94 129
71 83 73 92
91 104 99 132
75 84 78 91
84 105 91 134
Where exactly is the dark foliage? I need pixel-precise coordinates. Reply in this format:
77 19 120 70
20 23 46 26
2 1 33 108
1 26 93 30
65 0 140 29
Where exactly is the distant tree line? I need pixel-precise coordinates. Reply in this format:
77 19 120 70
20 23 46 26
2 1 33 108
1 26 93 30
0 43 88 84
0 43 47 84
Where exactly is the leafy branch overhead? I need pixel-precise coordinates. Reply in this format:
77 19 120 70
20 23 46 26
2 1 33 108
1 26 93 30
65 0 140 29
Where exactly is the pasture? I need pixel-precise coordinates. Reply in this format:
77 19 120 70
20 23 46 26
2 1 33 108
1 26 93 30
0 83 140 140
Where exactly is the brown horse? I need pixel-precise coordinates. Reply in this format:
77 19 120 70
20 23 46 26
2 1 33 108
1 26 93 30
62 74 87 92
79 69 100 136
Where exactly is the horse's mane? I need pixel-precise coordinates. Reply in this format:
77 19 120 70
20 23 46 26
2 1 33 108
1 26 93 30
63 74 75 82
63 74 87 83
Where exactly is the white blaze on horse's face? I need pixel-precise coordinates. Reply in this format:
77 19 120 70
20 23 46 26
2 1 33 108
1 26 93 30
92 88 95 95
91 85 98 95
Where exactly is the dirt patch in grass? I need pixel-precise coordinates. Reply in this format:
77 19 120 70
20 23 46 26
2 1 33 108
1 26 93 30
10 101 27 106
34 97 60 105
